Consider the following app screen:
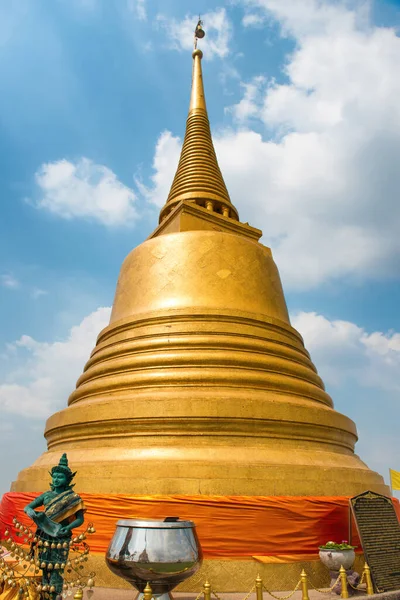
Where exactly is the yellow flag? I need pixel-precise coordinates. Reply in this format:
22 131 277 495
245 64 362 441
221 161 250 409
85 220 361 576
390 469 400 490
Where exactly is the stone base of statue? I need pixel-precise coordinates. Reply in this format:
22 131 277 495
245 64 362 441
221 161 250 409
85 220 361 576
330 569 361 595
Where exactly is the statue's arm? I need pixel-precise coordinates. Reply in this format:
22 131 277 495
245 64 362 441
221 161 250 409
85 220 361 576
24 494 45 517
59 509 85 536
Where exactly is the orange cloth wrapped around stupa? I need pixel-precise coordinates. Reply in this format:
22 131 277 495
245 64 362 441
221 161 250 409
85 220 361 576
4 492 399 561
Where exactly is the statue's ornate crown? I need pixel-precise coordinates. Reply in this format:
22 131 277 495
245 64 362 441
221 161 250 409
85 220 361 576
50 453 77 483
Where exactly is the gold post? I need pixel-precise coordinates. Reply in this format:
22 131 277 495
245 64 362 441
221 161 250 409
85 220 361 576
203 579 211 600
364 563 374 595
256 574 263 600
339 566 349 599
300 569 309 600
73 589 83 600
144 582 153 600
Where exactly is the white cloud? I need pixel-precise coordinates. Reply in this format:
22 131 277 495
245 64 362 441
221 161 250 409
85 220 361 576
156 8 232 60
0 277 47 299
1 274 19 289
291 310 400 479
227 75 266 122
31 287 47 300
0 306 111 418
136 130 181 208
33 158 138 227
239 0 370 38
127 0 146 21
242 13 266 27
213 0 400 289
292 311 400 392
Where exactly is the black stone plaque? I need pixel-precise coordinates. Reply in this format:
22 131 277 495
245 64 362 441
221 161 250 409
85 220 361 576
350 490 400 592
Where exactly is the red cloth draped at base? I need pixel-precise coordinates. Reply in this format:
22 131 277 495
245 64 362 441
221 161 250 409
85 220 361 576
1 493 399 562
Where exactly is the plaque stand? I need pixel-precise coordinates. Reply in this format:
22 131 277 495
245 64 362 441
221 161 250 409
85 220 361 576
350 490 400 593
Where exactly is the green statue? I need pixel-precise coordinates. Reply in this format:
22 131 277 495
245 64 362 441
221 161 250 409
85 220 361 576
24 454 85 598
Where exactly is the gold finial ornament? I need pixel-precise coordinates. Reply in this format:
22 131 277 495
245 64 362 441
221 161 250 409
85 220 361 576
363 563 374 595
339 566 349 599
194 17 205 46
255 574 263 600
300 569 310 600
203 580 211 600
143 582 153 600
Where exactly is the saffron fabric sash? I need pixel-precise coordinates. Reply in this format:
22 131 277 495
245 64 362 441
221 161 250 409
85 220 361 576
1 493 399 561
44 489 85 523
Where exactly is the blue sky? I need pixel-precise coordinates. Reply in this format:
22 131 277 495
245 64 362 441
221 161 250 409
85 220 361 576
1 0 400 496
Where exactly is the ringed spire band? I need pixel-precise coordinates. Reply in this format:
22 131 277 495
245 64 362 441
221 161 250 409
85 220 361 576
159 45 239 223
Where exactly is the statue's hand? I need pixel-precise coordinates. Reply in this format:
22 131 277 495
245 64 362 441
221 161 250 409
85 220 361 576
24 507 36 519
58 526 70 537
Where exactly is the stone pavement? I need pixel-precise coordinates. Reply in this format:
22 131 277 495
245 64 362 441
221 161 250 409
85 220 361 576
82 586 400 600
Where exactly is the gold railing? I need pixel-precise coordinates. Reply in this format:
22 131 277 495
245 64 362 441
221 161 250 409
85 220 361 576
143 563 375 600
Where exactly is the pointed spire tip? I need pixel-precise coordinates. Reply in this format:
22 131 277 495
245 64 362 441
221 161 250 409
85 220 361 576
158 30 239 224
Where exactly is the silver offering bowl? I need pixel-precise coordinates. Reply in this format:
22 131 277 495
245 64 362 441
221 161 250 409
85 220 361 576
106 518 203 600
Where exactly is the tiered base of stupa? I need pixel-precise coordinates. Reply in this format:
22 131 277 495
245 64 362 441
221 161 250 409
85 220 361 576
11 211 388 499
11 432 387 498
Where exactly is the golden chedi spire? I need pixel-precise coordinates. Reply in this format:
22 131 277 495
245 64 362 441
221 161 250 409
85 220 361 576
159 22 238 223
14 20 387 506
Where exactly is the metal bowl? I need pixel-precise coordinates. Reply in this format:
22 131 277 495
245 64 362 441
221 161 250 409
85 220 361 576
106 518 202 600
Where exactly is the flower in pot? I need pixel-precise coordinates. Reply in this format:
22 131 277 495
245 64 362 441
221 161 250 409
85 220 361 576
319 540 356 571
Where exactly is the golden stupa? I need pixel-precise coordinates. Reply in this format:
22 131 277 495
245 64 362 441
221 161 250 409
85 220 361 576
14 33 386 503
